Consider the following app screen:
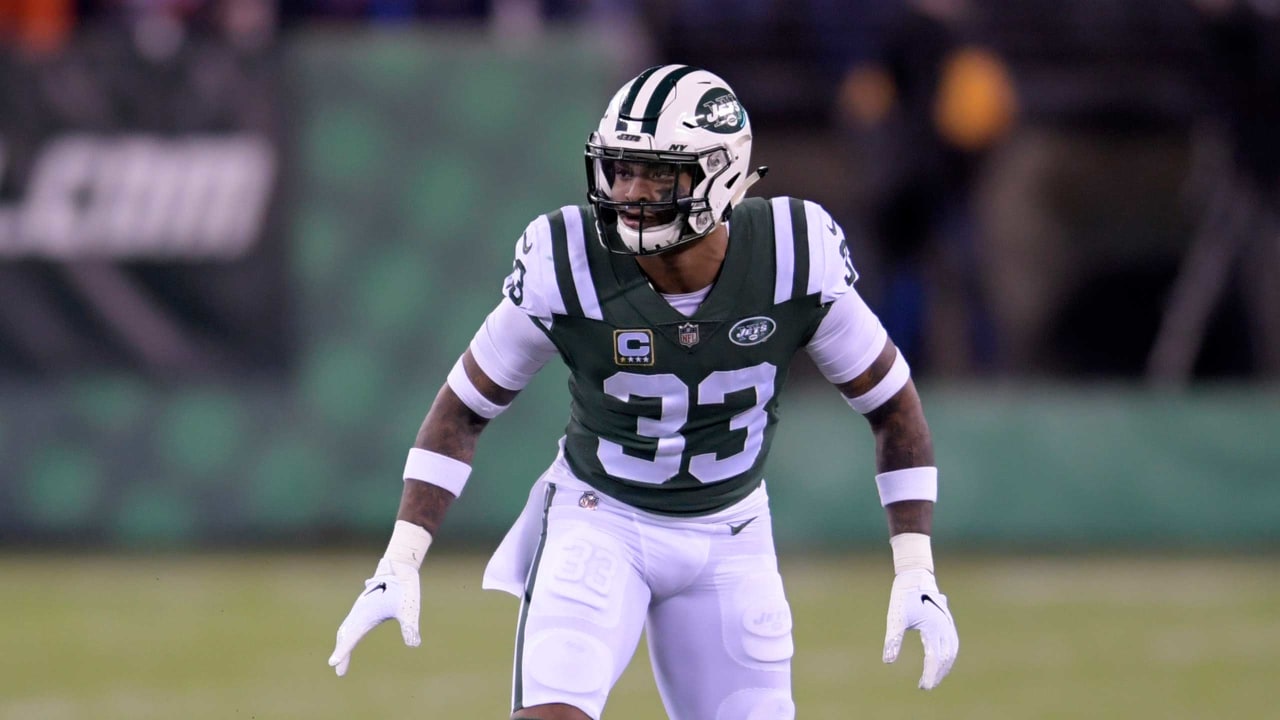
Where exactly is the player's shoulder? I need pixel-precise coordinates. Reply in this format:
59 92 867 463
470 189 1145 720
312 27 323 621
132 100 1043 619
740 195 841 242
514 204 592 254
747 196 857 304
729 195 772 221
501 205 595 319
753 195 838 233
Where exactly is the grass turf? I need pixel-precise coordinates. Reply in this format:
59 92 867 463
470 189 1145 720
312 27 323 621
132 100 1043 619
1 552 1275 719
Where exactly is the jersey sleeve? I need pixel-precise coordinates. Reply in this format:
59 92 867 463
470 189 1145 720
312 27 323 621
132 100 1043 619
469 297 559 391
804 286 888 385
806 200 859 305
767 197 859 306
501 214 559 324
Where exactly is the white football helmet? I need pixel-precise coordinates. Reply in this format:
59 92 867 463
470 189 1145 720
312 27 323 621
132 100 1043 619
586 65 766 255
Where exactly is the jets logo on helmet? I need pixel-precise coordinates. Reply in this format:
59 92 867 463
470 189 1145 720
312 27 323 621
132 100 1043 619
585 65 767 255
693 90 744 133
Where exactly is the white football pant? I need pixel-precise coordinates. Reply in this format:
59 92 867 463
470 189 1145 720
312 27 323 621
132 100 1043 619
484 462 795 720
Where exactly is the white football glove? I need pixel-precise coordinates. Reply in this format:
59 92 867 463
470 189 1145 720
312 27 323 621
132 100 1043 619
328 558 421 676
883 568 959 689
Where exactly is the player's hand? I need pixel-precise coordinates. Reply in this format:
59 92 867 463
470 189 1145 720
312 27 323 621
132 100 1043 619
882 568 958 689
328 558 421 677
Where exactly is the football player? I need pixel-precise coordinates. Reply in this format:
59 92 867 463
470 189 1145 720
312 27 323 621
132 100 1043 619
329 64 959 719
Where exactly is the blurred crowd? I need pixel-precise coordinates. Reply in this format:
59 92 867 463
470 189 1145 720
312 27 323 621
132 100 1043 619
2 0 1278 383
0 0 614 49
641 0 1280 383
0 0 276 54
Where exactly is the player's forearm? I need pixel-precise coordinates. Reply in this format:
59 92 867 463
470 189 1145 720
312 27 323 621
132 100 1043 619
883 499 932 536
867 380 933 470
414 379 494 465
397 353 515 534
395 476 457 536
867 381 935 536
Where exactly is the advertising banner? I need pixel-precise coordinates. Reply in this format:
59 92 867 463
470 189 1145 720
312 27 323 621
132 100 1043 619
0 33 289 375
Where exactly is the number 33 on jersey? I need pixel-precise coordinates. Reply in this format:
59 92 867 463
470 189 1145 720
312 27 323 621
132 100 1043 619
504 196 858 515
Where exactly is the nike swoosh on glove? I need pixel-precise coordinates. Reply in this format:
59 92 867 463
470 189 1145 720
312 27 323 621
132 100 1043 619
883 568 959 689
328 558 421 677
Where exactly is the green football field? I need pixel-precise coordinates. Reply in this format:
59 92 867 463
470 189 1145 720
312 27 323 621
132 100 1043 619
1 552 1275 719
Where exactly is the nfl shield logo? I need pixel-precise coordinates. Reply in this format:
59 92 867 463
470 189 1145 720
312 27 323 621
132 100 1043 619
678 322 700 348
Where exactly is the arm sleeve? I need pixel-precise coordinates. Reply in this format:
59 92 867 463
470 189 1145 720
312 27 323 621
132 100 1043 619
468 297 558 392
804 287 889 385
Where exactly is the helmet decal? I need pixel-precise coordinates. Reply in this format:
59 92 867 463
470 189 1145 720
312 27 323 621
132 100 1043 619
691 89 745 134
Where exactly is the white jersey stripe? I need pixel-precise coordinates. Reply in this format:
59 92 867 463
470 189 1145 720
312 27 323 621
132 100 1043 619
771 197 794 304
533 214 566 316
803 200 826 296
562 206 602 320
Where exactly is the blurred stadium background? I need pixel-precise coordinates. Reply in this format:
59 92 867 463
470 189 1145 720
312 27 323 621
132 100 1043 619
0 0 1277 718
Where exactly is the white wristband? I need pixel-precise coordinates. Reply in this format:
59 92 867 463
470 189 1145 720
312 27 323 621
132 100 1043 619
846 351 910 414
890 532 934 574
404 448 472 497
447 357 510 419
385 520 433 570
875 466 938 506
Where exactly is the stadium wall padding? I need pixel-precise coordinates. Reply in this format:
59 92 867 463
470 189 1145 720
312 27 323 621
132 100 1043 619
0 31 1275 550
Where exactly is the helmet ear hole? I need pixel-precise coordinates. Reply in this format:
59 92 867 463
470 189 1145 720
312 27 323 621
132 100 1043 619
706 149 729 173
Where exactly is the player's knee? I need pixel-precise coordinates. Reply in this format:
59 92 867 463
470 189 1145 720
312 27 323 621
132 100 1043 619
716 689 795 720
525 628 613 697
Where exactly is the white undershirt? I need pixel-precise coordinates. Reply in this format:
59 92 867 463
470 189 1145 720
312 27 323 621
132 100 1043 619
467 287 887 391
659 285 713 317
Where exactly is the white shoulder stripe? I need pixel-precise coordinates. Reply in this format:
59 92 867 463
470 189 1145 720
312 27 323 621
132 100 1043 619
531 214 565 316
803 200 826 296
772 197 794 304
562 206 602 320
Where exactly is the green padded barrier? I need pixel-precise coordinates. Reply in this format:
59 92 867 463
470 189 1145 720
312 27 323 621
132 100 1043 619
2 30 1275 552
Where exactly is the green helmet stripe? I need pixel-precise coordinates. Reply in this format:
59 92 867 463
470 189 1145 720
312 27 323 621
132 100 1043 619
615 65 665 131
639 65 697 136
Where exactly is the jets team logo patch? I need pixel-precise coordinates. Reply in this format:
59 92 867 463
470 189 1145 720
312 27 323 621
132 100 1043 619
729 316 776 346
691 88 745 134
614 329 654 366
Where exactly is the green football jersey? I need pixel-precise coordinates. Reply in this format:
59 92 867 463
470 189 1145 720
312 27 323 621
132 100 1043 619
502 197 858 515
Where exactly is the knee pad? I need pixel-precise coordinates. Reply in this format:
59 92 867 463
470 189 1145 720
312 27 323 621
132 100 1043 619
525 628 614 696
716 689 796 720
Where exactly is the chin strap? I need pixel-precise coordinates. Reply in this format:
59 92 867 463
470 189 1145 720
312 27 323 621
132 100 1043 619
726 165 769 211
